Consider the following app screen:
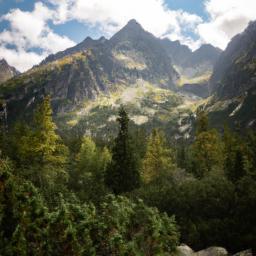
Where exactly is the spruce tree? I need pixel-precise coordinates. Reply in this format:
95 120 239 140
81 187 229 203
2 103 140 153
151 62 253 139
105 107 140 194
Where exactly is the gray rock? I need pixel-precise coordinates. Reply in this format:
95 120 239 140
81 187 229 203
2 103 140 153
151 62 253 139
194 247 228 256
176 244 194 256
233 249 253 256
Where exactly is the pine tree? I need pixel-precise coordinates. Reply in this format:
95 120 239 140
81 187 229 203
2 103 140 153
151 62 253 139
105 107 140 194
141 129 175 183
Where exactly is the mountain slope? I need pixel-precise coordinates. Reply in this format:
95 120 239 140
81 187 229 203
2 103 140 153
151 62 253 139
210 21 256 98
204 20 256 130
0 59 19 84
161 39 221 80
41 36 107 65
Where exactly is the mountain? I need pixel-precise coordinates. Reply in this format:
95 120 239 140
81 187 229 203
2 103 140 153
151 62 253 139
205 20 256 129
160 39 221 98
0 20 179 120
41 19 179 89
160 39 192 67
0 19 219 139
0 59 19 84
108 19 179 88
161 39 221 80
210 21 256 99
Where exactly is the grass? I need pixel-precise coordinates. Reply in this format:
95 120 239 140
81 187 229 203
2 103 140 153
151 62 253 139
177 72 212 87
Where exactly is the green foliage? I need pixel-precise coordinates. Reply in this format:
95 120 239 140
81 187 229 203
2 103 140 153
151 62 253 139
4 97 69 206
0 159 49 255
191 129 224 178
2 101 256 255
105 106 141 194
142 129 175 183
92 195 179 256
70 136 111 203
223 126 251 182
0 158 179 255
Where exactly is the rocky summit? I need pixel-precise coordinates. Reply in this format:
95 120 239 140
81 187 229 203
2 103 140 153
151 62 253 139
0 59 19 84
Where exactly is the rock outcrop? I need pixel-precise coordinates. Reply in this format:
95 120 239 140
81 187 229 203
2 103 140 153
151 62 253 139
176 245 253 256
0 59 19 84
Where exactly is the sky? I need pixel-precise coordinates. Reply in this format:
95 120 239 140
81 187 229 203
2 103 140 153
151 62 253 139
0 0 256 72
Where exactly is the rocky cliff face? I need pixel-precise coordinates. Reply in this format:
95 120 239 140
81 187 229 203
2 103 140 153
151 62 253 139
204 20 256 130
210 20 256 99
161 39 221 80
109 19 179 89
0 50 111 122
0 59 19 84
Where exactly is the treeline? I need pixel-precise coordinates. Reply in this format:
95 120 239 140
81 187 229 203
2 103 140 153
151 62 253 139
0 97 256 254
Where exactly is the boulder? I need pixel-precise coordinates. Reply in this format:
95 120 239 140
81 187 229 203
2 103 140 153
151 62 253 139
176 244 194 256
194 247 228 256
232 249 253 256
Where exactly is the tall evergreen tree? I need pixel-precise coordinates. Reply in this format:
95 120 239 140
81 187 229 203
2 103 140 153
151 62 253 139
141 129 175 183
13 96 68 203
191 112 224 178
105 107 140 194
223 126 250 182
191 129 224 178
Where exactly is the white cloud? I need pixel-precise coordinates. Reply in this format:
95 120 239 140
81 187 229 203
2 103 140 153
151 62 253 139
1 0 256 72
0 46 46 72
49 0 202 48
0 0 204 71
198 0 256 49
0 2 75 71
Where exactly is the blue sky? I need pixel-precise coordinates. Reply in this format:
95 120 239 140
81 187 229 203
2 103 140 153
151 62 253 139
0 0 255 71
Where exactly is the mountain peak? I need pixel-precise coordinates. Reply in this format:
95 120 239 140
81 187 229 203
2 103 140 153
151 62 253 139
124 19 143 30
0 58 19 84
109 19 147 43
0 58 8 65
127 19 140 25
